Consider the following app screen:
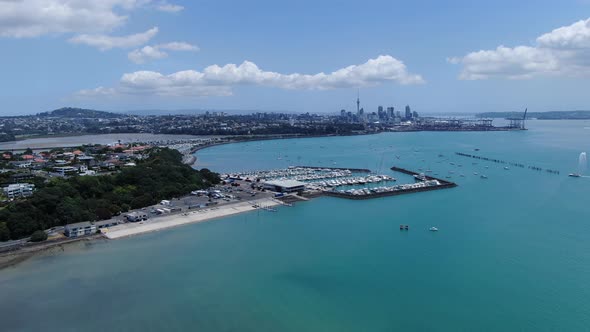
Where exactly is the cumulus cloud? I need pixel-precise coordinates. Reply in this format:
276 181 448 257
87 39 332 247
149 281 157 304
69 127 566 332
128 42 199 63
450 17 590 79
69 27 159 50
77 55 424 97
0 0 151 38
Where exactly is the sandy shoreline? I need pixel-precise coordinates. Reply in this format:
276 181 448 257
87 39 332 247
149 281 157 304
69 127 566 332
103 198 281 239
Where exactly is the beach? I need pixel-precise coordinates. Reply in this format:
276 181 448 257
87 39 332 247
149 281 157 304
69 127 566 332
102 198 282 239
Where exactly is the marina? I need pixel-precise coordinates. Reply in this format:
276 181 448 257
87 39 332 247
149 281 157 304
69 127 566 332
221 165 457 201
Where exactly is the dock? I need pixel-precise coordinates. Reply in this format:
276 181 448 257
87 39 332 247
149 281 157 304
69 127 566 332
321 166 457 200
293 165 372 173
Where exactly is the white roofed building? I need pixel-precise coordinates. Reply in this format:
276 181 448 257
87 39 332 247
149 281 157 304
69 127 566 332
262 180 306 193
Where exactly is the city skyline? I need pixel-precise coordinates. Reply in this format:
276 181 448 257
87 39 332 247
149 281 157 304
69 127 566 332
2 1 590 115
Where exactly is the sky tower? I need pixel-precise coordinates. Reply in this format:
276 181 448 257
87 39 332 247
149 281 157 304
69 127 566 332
356 89 360 115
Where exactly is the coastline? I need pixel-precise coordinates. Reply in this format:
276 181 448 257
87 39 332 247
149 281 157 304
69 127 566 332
0 235 105 271
103 197 282 239
0 198 283 270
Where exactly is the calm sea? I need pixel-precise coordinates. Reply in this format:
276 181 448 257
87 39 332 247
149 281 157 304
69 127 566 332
1 120 590 331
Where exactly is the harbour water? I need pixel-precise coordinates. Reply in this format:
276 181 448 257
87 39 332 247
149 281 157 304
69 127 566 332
2 120 590 331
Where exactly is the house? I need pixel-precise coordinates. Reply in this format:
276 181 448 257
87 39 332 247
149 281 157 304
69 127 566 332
52 166 78 177
64 221 96 238
2 183 35 199
10 172 34 183
95 220 120 230
125 212 148 222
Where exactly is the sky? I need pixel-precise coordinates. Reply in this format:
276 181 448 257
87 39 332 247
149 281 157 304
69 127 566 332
1 0 590 115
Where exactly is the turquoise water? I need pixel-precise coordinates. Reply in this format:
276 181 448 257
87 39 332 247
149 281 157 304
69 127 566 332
2 120 590 331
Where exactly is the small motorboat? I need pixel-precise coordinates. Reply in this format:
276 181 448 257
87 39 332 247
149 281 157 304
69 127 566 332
504 166 509 170
480 175 488 179
569 173 581 177
429 227 438 232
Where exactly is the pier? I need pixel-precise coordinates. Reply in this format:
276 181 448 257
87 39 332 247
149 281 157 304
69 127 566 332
321 166 457 200
293 166 372 173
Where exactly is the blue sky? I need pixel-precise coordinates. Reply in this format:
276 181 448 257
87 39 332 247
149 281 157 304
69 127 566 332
1 0 590 115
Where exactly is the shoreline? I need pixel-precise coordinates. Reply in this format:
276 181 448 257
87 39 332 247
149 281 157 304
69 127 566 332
103 197 282 239
0 235 104 271
0 198 283 270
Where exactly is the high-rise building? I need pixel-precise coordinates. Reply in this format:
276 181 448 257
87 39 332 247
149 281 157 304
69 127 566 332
405 105 412 119
387 107 395 119
341 109 346 117
356 90 361 115
412 111 419 119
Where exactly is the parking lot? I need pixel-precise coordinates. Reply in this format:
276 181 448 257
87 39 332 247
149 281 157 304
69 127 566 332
115 179 275 224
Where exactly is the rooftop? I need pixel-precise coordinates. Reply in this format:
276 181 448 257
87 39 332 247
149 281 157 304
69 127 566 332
65 221 94 229
263 179 306 188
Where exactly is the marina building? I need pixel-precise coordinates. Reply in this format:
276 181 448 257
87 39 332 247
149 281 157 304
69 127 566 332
263 179 306 193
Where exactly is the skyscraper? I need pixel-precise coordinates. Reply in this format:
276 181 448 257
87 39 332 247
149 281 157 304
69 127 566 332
356 90 360 115
377 106 384 120
405 105 412 119
387 107 395 119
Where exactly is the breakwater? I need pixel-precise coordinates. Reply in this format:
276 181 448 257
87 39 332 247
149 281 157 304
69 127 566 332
455 152 561 174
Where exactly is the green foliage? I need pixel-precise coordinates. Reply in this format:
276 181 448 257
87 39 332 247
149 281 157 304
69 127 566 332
30 230 47 242
0 222 10 241
0 148 220 240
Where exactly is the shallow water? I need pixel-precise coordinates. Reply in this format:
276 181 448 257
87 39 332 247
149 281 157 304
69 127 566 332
1 120 590 331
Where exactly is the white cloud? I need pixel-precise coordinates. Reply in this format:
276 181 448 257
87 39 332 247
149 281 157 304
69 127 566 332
0 0 149 38
156 3 184 13
69 27 159 50
537 18 590 49
77 55 424 97
76 86 118 97
128 45 168 63
159 42 199 51
450 17 590 80
127 41 199 63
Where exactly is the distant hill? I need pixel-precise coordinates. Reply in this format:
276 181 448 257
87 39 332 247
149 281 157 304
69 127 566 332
477 110 590 120
37 107 123 118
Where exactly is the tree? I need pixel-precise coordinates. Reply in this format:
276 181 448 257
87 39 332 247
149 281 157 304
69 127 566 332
95 207 113 220
1 148 215 239
30 230 47 242
0 222 10 241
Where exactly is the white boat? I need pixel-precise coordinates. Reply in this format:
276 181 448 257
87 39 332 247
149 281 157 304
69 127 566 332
569 173 582 177
429 227 438 232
